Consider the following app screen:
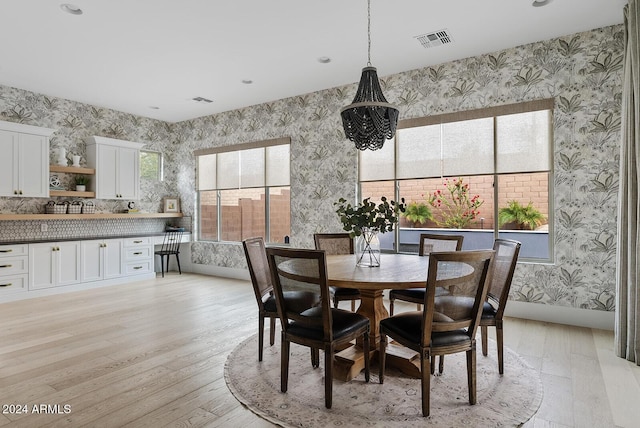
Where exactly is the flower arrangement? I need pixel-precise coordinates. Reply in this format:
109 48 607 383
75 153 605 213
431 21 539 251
426 177 483 229
334 196 406 238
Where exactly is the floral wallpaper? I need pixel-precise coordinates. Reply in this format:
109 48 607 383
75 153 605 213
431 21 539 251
0 24 623 313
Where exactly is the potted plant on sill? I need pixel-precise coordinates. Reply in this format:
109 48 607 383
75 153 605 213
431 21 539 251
75 175 90 192
498 200 546 230
334 196 405 267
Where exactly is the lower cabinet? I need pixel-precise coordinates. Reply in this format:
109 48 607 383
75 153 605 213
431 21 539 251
81 239 123 282
29 241 82 290
123 237 154 275
0 244 29 296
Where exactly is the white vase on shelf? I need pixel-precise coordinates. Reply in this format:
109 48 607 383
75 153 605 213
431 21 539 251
72 155 81 167
57 147 67 166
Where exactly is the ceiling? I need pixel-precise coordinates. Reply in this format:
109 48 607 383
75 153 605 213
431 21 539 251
0 0 627 123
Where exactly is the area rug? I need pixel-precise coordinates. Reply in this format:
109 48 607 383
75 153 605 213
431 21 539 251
225 333 543 427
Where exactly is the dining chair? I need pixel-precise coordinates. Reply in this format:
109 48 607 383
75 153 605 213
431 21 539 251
266 246 370 409
388 233 464 316
480 238 521 374
313 233 361 311
154 229 184 277
379 249 495 417
242 237 319 361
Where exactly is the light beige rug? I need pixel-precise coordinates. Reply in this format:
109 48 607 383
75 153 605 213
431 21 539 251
225 333 542 427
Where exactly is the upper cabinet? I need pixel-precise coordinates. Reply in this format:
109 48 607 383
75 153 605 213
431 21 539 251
0 121 55 198
86 136 145 200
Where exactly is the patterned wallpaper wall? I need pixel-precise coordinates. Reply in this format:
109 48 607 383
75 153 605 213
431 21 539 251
0 24 623 313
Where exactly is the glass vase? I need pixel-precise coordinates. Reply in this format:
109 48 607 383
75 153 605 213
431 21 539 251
355 228 381 267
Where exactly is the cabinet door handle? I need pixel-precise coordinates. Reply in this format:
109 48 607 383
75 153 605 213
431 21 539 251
133 252 142 255
0 283 11 287
133 266 143 270
0 249 12 253
0 264 12 268
133 240 143 243
13 190 18 195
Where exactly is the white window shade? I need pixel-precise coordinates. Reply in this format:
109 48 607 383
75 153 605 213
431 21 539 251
197 153 216 190
397 125 441 179
359 139 395 181
240 148 265 188
442 118 494 176
266 144 290 186
217 151 240 190
496 110 551 173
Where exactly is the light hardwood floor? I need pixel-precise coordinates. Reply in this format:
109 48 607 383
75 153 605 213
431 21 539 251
1 273 638 427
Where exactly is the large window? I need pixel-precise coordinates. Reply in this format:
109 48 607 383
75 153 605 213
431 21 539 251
360 100 553 261
196 138 290 243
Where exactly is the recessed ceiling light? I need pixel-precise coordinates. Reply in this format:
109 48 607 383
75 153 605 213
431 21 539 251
242 79 253 84
60 4 83 15
532 0 552 7
317 56 331 64
149 106 160 110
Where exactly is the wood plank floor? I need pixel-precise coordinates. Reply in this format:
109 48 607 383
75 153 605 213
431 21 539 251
0 273 638 427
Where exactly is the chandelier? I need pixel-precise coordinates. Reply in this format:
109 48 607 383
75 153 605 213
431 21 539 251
340 0 399 151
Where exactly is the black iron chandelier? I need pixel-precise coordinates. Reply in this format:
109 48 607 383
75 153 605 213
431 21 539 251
340 0 399 151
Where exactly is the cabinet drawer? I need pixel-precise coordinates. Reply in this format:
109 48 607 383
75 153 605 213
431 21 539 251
0 256 28 276
0 274 28 295
124 247 152 261
125 261 153 275
0 244 29 257
123 237 152 247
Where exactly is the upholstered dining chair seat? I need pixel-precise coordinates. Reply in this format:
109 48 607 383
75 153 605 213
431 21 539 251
481 301 498 320
288 307 370 341
379 312 470 347
263 291 320 314
330 286 361 298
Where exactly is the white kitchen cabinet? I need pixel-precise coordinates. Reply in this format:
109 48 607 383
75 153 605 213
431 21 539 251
0 121 55 198
29 241 81 290
123 236 154 275
86 136 145 200
81 239 123 282
0 244 29 296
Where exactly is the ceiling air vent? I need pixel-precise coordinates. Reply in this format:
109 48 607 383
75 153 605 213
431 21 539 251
192 96 213 103
415 29 453 49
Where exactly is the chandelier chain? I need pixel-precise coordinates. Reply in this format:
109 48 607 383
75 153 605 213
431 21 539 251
367 0 371 66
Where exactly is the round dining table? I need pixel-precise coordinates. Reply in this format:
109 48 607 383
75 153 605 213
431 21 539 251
323 253 473 381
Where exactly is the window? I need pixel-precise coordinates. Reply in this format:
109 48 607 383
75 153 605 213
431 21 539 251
195 138 291 243
360 100 553 261
140 150 163 180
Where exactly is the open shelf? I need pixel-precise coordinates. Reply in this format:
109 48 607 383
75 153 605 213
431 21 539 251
50 165 95 175
0 213 184 221
49 190 96 198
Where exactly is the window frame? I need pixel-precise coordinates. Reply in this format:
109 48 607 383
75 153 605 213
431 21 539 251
194 137 291 244
358 99 554 263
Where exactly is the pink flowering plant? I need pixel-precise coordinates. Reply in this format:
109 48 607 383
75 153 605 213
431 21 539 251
426 177 484 229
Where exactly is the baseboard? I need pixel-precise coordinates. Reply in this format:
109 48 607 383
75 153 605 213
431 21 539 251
188 264 249 281
505 300 614 331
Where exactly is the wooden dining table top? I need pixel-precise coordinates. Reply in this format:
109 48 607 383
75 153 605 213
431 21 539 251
322 253 473 290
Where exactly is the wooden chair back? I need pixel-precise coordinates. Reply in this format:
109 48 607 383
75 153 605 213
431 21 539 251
418 233 464 256
421 250 494 346
313 233 354 255
242 237 273 308
487 239 521 318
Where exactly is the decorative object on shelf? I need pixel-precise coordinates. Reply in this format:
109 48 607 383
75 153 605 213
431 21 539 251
125 201 139 213
334 196 405 267
340 0 399 151
75 175 90 192
68 201 83 214
57 147 67 166
72 155 81 167
81 201 96 214
163 197 180 213
49 174 65 191
45 201 68 214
